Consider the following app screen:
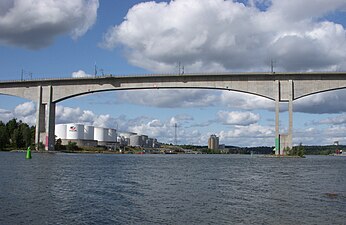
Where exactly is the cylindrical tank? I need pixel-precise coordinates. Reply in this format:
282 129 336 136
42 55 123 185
147 138 154 148
141 135 148 147
66 123 84 140
119 132 137 139
108 129 117 142
94 127 107 142
84 125 94 140
130 135 142 147
125 138 130 146
55 124 67 139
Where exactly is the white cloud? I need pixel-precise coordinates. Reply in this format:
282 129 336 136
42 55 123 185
116 89 219 108
0 108 14 123
101 0 346 73
13 101 36 125
220 91 273 110
218 123 274 146
294 125 346 146
115 89 276 112
313 114 346 126
72 70 93 78
217 111 260 125
268 0 346 22
14 101 35 117
55 105 118 128
295 90 346 114
0 102 36 125
0 0 99 49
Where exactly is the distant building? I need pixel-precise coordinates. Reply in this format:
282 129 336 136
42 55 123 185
208 135 219 150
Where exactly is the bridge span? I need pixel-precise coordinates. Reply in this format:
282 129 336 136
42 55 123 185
1 71 346 154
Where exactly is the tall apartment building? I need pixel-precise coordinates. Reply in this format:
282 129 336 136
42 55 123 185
208 134 219 150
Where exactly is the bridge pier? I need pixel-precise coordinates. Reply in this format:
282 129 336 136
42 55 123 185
35 86 43 150
288 80 293 150
275 81 280 155
275 79 294 155
35 86 56 151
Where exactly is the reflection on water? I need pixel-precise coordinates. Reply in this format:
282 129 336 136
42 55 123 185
0 152 345 224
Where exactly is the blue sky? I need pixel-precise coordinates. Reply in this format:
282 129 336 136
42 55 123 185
1 0 346 146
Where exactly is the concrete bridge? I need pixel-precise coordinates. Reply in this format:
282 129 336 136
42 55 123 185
1 72 346 154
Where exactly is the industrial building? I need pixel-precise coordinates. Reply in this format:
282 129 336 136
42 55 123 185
208 134 219 150
55 123 159 149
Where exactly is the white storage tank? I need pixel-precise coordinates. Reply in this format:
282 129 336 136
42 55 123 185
84 125 94 140
55 124 67 139
66 123 84 140
141 135 148 147
125 138 130 146
119 132 137 139
94 127 107 142
147 138 154 148
108 129 117 142
130 135 142 147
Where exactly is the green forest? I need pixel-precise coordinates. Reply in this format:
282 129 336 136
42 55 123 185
0 119 35 150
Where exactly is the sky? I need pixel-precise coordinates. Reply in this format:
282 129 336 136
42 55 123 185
0 0 346 147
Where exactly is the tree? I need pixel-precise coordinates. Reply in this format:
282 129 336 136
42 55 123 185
297 143 305 157
290 143 305 157
66 141 78 151
18 122 32 148
12 128 24 148
6 118 18 145
0 119 35 150
55 138 65 150
0 122 9 150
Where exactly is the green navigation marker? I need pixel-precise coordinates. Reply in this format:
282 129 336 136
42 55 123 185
26 146 32 159
275 138 280 155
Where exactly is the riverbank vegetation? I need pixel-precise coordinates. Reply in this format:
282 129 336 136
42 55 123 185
285 143 305 157
0 119 35 151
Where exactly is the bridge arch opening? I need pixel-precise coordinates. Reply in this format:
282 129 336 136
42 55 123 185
55 88 276 147
289 88 346 146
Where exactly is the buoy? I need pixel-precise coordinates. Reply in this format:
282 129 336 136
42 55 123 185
26 146 32 159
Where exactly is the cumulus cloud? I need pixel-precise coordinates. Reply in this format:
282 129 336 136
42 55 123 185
55 105 117 128
311 114 346 126
217 111 260 125
220 91 273 110
0 109 14 123
294 125 346 146
0 0 99 49
72 70 93 78
14 101 35 117
101 0 346 73
116 89 219 108
115 88 277 113
0 102 36 125
295 90 346 114
218 123 274 146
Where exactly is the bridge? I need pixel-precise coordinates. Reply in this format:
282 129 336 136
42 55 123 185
1 71 346 154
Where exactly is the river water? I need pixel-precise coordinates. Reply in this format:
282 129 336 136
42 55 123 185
0 152 345 225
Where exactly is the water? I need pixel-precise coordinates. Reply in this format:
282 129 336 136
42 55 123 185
0 152 345 225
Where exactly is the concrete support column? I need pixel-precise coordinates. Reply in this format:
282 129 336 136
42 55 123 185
45 86 56 151
275 80 280 155
35 86 45 150
288 80 293 149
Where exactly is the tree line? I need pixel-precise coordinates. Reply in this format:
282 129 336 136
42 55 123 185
0 119 35 150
